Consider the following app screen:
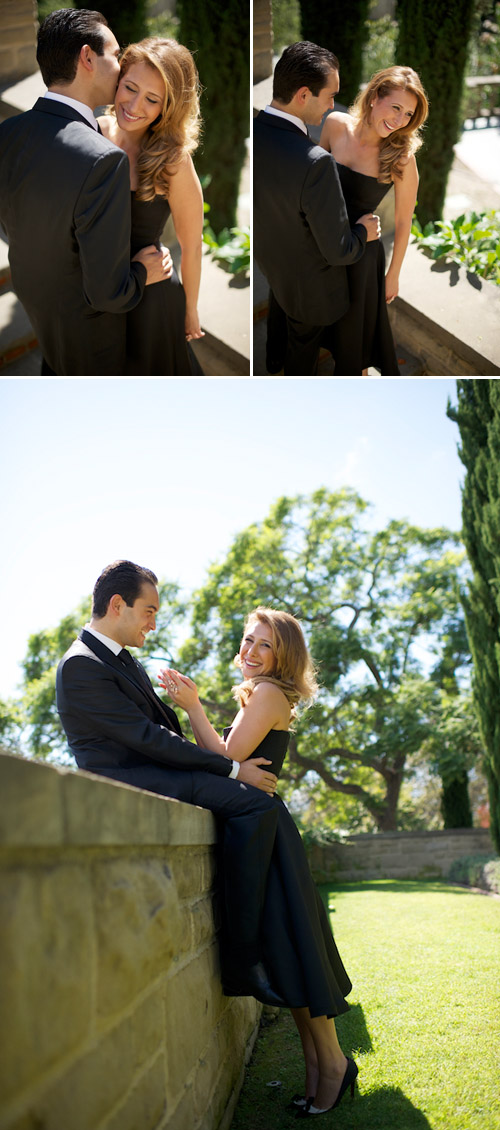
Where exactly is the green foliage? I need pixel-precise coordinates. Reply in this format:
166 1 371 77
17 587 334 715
361 13 398 86
271 0 301 53
396 0 477 227
73 0 147 47
0 697 23 754
178 488 469 833
299 0 371 109
178 0 249 233
201 185 249 274
448 852 500 893
411 210 500 286
448 381 500 853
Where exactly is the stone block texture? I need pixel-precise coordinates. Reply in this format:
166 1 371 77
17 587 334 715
0 0 38 84
308 827 495 883
0 752 260 1130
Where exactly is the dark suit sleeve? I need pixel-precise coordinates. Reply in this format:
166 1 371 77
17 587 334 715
301 152 367 267
74 148 146 313
58 655 232 776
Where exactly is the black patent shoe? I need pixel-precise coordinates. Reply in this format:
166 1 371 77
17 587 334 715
223 961 286 1007
296 1058 358 1117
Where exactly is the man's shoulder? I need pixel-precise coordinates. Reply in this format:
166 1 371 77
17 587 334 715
58 638 105 670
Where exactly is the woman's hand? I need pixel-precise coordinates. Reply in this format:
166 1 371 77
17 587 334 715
185 306 205 343
158 667 199 711
385 269 399 304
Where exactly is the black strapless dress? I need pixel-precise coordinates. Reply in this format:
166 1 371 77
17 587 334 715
323 163 400 375
126 193 202 375
221 727 352 1018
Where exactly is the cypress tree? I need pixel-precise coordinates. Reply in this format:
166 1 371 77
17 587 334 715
395 0 476 227
178 0 249 233
299 0 370 109
441 770 473 829
75 0 147 49
448 380 500 852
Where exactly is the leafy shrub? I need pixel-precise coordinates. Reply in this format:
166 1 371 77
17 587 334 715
411 210 500 286
448 853 500 894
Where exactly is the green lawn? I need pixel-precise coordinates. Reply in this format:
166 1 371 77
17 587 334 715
231 881 500 1130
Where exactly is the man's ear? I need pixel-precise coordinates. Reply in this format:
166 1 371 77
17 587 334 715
79 43 95 74
108 593 124 617
295 85 311 106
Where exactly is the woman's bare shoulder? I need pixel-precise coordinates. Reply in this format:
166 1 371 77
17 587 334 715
96 113 115 140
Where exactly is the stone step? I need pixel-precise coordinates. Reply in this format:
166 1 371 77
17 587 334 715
0 289 39 371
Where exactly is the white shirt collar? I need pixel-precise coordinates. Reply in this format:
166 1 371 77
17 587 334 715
264 104 307 136
44 91 99 131
84 624 123 656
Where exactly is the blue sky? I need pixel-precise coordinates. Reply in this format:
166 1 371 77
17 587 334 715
0 377 463 699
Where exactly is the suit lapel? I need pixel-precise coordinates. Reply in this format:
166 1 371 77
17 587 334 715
79 629 182 735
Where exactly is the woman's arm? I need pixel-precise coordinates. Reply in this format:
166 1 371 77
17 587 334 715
158 669 289 761
385 154 419 303
167 153 205 340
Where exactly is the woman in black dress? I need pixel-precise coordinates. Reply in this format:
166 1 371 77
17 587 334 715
159 607 358 1117
99 38 204 374
320 65 429 375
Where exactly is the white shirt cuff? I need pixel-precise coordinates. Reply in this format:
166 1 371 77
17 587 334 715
228 760 240 779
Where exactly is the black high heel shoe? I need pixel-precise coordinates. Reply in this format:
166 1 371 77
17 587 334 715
288 1094 314 1111
296 1058 358 1117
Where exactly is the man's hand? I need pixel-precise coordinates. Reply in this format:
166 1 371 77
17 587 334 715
132 243 173 285
237 757 278 795
358 213 381 242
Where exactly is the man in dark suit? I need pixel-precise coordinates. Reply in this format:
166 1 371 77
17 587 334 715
56 559 286 1005
254 40 381 375
0 8 171 376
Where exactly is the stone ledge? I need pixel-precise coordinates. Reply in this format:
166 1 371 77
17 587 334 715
0 751 217 848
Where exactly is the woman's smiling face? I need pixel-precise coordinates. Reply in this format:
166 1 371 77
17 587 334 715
370 87 417 137
239 619 276 678
114 61 164 134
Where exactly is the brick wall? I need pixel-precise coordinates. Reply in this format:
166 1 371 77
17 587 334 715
307 827 496 884
0 752 261 1130
0 0 38 85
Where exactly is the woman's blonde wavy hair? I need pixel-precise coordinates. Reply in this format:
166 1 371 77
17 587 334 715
233 607 318 720
114 37 201 202
350 65 429 183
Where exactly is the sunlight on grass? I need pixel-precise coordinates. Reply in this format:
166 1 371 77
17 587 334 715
231 881 500 1130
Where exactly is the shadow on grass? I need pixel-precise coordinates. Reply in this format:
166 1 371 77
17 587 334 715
319 878 475 898
336 1001 373 1056
328 1085 433 1130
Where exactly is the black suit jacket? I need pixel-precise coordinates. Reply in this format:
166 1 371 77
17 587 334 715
0 98 146 375
253 110 367 325
56 630 233 779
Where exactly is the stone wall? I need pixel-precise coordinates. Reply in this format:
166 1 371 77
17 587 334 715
253 0 273 83
307 827 496 884
0 0 38 85
0 752 261 1130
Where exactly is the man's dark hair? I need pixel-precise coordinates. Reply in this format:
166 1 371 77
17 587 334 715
37 8 109 87
92 560 158 619
273 41 339 104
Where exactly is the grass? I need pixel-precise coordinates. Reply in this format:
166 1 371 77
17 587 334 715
231 881 500 1130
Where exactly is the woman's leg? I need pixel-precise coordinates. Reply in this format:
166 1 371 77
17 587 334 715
297 1011 349 1110
291 1008 319 1099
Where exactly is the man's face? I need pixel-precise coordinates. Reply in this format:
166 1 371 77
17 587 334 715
92 24 121 107
117 582 160 649
305 68 339 125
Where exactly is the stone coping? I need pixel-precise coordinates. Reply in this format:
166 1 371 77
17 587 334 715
0 751 217 848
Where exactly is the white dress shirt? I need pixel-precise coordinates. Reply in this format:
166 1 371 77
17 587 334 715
44 91 99 131
264 104 308 136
